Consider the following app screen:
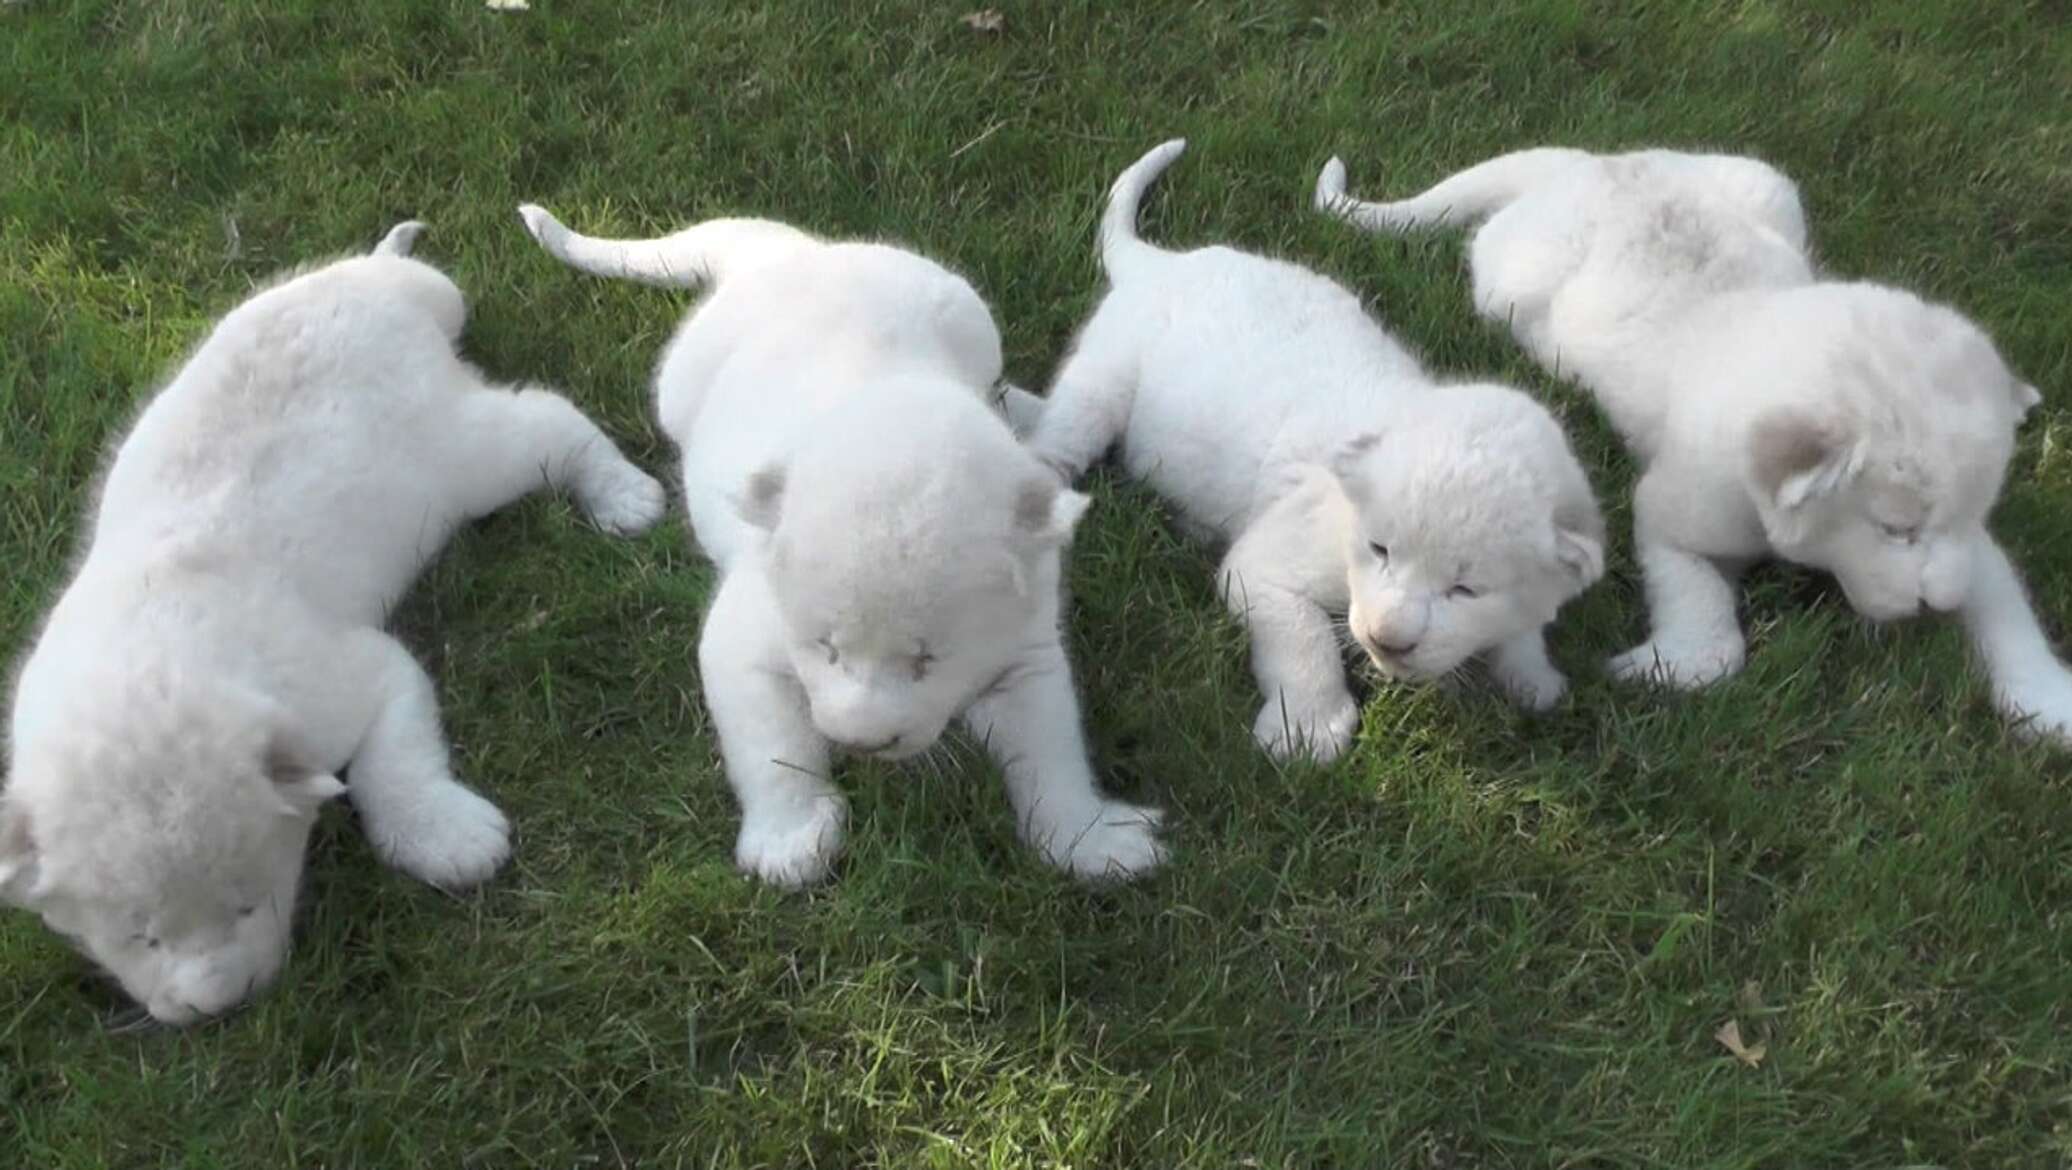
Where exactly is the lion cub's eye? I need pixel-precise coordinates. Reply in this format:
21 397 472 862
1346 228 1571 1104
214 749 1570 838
237 905 258 920
1368 542 1389 562
911 652 937 682
816 637 839 665
1879 522 1921 545
1449 584 1480 600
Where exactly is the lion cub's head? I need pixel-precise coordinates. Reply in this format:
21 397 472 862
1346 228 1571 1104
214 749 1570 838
2 676 341 1023
737 382 1088 758
1327 384 1605 681
1743 284 2039 621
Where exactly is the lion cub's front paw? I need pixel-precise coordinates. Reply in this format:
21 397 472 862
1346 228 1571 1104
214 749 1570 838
1030 800 1167 882
992 382 1046 439
1607 637 1744 691
735 793 849 889
367 779 513 892
1995 666 2072 745
582 462 668 537
1494 662 1568 711
1252 694 1360 764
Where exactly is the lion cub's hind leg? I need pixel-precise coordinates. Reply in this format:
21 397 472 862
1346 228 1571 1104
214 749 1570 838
440 382 667 536
992 382 1047 439
1026 308 1144 481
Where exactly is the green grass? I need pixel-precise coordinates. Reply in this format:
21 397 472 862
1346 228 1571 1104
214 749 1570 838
4 0 2071 1166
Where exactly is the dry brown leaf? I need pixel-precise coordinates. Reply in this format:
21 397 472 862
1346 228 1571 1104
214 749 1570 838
1714 1019 1767 1068
960 9 1004 33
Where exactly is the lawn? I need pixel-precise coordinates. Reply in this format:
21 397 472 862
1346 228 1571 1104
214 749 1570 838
4 1 2071 1166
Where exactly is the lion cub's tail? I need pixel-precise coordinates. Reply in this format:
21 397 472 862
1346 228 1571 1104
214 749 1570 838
1314 148 1591 233
373 220 428 257
1099 138 1188 285
515 205 814 289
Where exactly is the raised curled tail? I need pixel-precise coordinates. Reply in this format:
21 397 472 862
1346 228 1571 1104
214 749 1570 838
515 204 815 289
373 220 427 256
1099 138 1188 283
1315 148 1592 233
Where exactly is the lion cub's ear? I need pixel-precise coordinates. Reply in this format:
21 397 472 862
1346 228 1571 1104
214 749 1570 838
1749 406 1862 530
1555 526 1605 587
1012 478 1091 549
1552 498 1606 589
0 796 45 907
1328 432 1383 491
735 464 788 531
2014 380 2043 419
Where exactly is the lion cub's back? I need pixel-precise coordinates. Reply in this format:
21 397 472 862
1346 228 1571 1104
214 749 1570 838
778 241 1003 390
92 257 464 548
665 239 1003 434
671 241 1008 569
1113 246 1420 536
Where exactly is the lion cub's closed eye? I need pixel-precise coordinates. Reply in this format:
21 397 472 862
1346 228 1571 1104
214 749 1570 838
814 636 936 680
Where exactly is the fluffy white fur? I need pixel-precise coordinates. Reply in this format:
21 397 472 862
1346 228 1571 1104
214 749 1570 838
516 203 1165 887
1027 141 1605 764
0 222 665 1024
1319 147 2072 740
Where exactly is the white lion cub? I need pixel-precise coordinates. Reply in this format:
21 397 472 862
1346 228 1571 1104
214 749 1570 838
515 203 1166 887
0 223 666 1024
1027 141 1606 765
1318 147 2072 740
